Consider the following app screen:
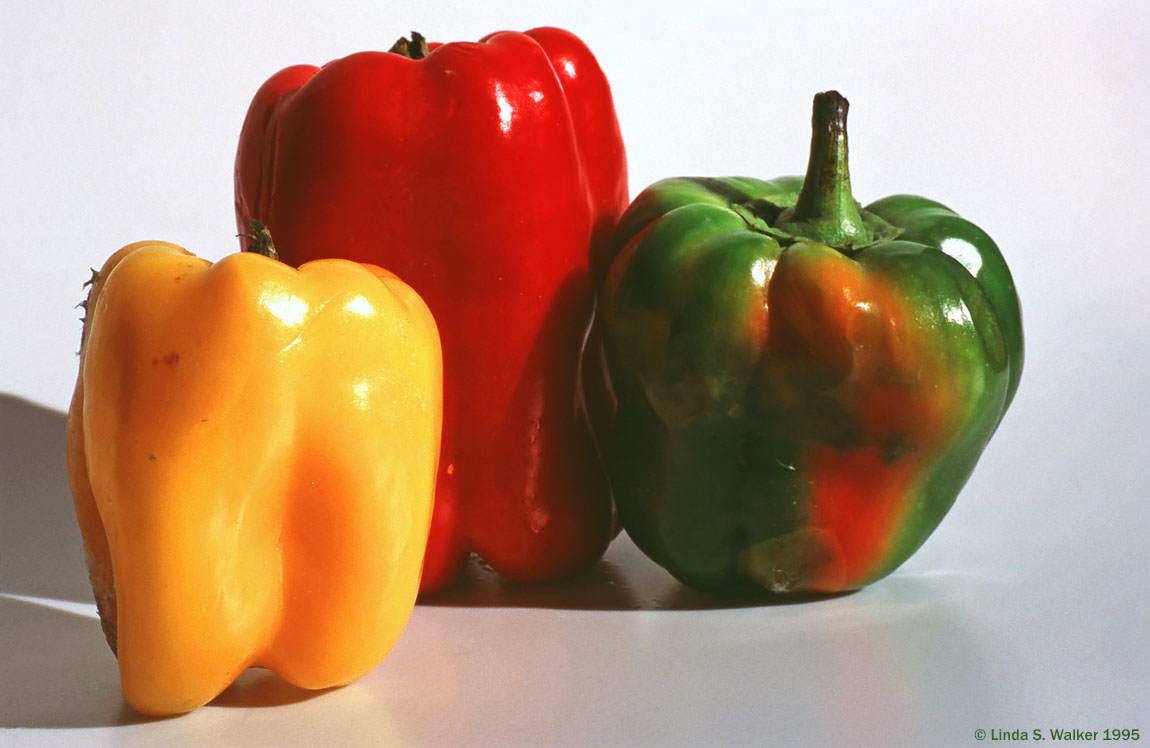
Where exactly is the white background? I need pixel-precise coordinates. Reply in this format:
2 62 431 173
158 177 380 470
2 1 1147 746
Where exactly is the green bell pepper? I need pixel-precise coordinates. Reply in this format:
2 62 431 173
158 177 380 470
598 91 1023 594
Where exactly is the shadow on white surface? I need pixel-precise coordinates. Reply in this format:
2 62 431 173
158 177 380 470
419 541 858 611
0 394 91 603
0 594 150 728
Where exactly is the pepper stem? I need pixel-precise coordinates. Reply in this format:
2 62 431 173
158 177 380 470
776 91 875 250
241 219 278 260
389 31 430 60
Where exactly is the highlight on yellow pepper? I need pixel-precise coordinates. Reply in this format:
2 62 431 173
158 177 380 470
66 232 443 715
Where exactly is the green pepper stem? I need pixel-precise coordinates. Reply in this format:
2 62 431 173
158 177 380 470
242 219 278 260
389 31 430 60
777 91 874 249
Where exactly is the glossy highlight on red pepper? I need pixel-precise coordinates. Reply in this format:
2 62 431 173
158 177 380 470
235 27 628 592
595 91 1022 594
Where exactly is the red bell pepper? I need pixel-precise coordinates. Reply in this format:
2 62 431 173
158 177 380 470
235 27 628 592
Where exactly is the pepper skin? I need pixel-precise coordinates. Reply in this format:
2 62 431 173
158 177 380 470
66 237 442 715
597 92 1022 594
234 27 627 592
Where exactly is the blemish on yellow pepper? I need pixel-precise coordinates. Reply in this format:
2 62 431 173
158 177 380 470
66 239 442 715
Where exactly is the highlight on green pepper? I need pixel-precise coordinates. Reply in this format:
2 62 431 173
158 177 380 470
594 90 1023 594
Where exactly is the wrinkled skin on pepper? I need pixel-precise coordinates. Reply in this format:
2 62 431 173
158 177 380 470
598 92 1022 593
235 27 627 592
66 239 442 715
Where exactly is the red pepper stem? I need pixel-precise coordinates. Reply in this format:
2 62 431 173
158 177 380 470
777 91 874 249
389 32 430 59
242 220 279 260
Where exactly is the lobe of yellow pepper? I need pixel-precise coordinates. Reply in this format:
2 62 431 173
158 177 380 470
66 241 442 716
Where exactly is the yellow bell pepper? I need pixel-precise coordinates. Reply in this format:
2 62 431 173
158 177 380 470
65 236 442 716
